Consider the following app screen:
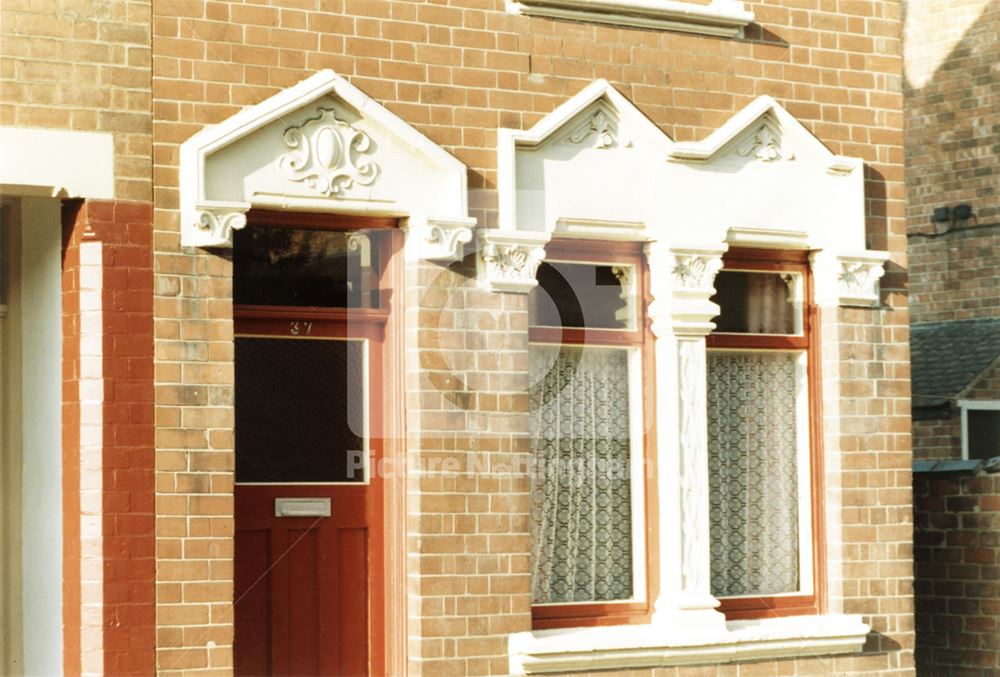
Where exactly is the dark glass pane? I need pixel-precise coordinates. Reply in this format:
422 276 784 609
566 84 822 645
236 337 366 483
711 271 799 334
234 226 383 307
530 261 631 329
968 410 1000 461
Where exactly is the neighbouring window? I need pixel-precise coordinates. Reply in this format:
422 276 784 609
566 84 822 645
707 249 822 619
960 401 1000 461
527 240 653 628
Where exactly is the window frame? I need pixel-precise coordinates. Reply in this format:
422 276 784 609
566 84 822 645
528 238 658 629
959 399 1000 461
705 248 827 620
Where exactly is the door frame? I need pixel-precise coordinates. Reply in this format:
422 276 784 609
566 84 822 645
232 210 407 675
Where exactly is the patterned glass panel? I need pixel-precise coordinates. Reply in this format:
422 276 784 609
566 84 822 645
707 351 801 596
235 337 366 483
529 344 634 603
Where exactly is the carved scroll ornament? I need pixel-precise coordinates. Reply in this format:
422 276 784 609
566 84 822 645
276 107 380 197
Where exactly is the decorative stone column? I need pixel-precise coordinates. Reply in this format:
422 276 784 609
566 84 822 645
646 242 728 632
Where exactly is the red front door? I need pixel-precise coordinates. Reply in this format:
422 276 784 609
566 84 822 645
233 316 386 677
231 217 397 676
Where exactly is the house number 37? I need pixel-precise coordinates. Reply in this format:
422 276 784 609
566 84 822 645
289 321 313 335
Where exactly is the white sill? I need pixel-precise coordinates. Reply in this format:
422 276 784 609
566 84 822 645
509 614 870 674
506 0 754 38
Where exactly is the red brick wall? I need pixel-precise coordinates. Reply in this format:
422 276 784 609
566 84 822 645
904 0 1000 325
908 227 1000 323
912 416 962 462
61 199 156 676
914 471 1000 675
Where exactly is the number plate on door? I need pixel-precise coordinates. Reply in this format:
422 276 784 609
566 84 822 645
274 498 331 517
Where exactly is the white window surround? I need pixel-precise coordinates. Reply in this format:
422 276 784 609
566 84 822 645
509 614 870 674
506 0 754 39
177 69 475 259
485 80 885 671
959 400 1000 460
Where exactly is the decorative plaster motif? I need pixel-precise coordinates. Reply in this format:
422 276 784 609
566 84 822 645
811 250 889 308
193 204 249 246
403 218 476 262
678 339 709 595
736 124 791 162
347 231 372 267
567 109 625 149
839 260 884 298
426 221 474 257
672 254 724 290
611 265 636 327
483 243 544 280
478 232 549 293
276 107 380 197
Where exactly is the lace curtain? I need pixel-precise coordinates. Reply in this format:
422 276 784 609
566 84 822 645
707 351 801 597
529 344 634 604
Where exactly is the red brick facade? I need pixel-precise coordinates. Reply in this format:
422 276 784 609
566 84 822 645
61 200 156 676
2 0 920 674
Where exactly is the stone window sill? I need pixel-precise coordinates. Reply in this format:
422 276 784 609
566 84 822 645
506 0 754 38
509 614 870 674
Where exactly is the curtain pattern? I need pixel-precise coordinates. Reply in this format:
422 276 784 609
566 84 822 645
529 344 634 603
707 351 800 597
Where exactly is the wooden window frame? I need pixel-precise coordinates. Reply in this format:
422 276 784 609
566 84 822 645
528 238 659 629
706 247 826 620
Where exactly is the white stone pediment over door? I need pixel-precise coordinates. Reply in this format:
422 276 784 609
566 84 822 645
179 69 474 260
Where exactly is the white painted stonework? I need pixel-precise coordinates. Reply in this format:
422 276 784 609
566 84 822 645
495 79 875 261
506 0 754 38
0 127 114 199
509 614 870 674
179 70 474 257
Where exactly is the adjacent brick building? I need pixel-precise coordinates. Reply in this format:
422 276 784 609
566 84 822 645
904 0 1000 674
2 0 915 675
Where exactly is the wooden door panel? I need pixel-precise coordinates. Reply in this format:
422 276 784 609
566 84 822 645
234 528 272 676
235 486 373 676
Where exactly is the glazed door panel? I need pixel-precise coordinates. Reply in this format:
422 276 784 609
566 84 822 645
234 321 383 677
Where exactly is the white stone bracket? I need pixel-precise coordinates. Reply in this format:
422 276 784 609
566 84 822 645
477 230 550 294
811 250 890 308
403 216 476 262
187 201 251 249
